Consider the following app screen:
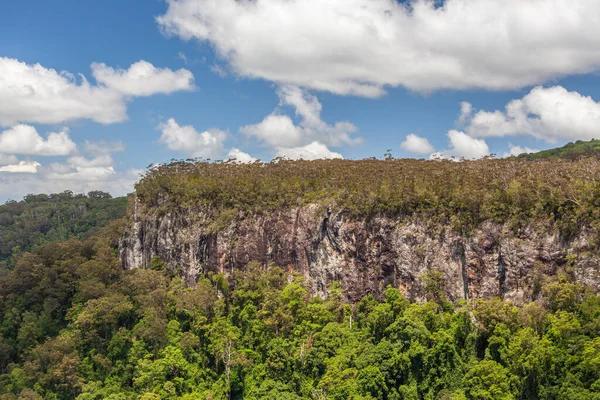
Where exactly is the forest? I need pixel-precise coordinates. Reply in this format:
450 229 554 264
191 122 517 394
0 221 598 399
1 158 600 399
0 191 127 267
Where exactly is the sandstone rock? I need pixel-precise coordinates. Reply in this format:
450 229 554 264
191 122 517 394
120 200 600 303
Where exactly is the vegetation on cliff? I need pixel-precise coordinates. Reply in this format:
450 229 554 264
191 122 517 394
0 191 127 266
519 139 600 160
136 157 600 238
0 224 599 399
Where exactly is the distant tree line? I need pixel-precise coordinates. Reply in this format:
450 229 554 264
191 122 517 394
0 191 127 265
519 139 600 160
19 191 114 203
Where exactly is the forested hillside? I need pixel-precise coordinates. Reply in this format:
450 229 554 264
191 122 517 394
0 224 598 399
0 191 127 267
519 139 600 160
1 158 600 399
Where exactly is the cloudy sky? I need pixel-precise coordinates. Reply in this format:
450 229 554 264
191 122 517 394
2 0 600 201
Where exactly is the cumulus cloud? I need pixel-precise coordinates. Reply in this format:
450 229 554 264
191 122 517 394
158 0 600 95
66 155 113 168
431 130 489 160
0 57 125 126
91 60 195 96
47 164 116 181
83 140 126 157
0 124 77 156
0 57 194 126
0 164 140 201
159 118 226 159
276 142 343 160
400 134 435 155
0 131 138 201
242 114 303 148
50 140 131 182
227 148 257 163
458 102 473 126
211 64 228 78
241 85 360 154
502 143 538 158
0 160 41 173
0 146 140 201
464 86 600 142
0 154 18 166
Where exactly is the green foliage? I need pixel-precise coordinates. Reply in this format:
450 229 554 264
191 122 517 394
1 183 600 399
0 191 127 264
1 229 599 399
463 360 517 400
134 158 600 239
519 139 600 160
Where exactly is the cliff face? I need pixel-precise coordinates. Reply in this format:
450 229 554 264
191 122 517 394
120 201 600 303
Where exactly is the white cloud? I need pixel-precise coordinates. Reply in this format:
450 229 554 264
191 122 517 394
47 164 116 181
29 141 124 182
67 155 113 168
159 118 226 159
502 143 538 158
158 0 600 95
0 57 125 126
0 154 18 166
0 160 41 173
211 64 228 78
241 85 360 151
431 130 489 160
276 142 343 160
0 124 77 156
0 57 194 126
400 134 435 155
0 164 140 201
83 140 126 157
227 148 257 163
61 137 125 176
242 114 303 148
458 102 473 126
91 60 195 97
465 86 600 142
0 132 139 201
49 143 131 183
0 151 140 200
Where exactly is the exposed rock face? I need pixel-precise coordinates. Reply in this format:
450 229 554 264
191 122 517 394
120 200 600 303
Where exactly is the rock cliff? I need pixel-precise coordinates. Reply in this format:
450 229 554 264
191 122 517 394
120 200 600 304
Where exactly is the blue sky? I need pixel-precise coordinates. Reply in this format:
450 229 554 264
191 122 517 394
1 0 600 201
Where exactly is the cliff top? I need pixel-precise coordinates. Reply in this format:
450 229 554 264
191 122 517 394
135 157 600 235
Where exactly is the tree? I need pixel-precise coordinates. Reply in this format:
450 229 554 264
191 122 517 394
87 191 112 200
209 318 242 399
463 360 518 400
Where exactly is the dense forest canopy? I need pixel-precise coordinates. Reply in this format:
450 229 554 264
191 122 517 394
0 191 127 266
0 223 598 399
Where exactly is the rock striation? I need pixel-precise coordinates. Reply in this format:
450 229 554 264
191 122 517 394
120 200 600 303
